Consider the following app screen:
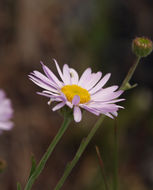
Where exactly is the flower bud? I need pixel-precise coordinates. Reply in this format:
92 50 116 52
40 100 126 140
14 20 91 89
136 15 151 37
132 37 153 57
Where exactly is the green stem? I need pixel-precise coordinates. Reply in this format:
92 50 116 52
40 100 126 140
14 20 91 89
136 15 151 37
113 120 118 190
53 56 141 190
54 115 105 190
120 56 140 90
24 116 72 190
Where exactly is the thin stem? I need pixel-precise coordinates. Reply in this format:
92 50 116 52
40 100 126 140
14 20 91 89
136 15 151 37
95 146 109 190
53 56 141 190
120 56 140 90
24 116 72 190
113 120 118 190
54 115 105 190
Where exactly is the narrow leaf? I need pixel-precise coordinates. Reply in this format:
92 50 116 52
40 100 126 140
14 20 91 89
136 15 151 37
29 155 37 179
95 145 110 190
17 182 22 190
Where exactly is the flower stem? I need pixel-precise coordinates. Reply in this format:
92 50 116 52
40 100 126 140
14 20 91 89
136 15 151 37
53 56 141 190
120 56 140 90
24 116 72 190
54 115 105 190
113 120 118 190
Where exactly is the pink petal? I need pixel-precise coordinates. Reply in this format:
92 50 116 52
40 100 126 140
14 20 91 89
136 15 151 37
80 105 100 116
73 106 82 122
63 64 71 85
112 111 118 117
40 61 63 87
78 68 92 87
92 98 125 104
29 72 58 90
72 95 80 105
66 101 73 109
29 77 58 93
85 72 102 90
91 86 120 100
93 90 123 102
69 68 79 84
0 121 14 130
105 113 114 119
53 59 65 83
89 73 111 94
33 70 57 87
52 102 65 111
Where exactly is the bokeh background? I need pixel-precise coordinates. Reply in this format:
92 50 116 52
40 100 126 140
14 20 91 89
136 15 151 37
0 0 153 189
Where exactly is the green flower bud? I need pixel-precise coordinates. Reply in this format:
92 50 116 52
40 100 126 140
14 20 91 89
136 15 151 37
132 37 153 57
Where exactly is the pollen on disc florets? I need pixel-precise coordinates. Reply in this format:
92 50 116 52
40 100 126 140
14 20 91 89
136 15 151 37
132 37 153 57
61 85 90 104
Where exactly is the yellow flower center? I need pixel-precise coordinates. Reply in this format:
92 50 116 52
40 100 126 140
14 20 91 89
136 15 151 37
61 85 90 104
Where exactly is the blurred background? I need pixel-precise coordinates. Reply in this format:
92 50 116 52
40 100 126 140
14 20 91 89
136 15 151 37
0 0 153 189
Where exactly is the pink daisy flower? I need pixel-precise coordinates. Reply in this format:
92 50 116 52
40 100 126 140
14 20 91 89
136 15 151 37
0 89 13 132
29 60 124 122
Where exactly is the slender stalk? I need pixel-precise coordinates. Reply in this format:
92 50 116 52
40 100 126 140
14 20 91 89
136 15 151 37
17 183 22 190
113 120 118 190
24 116 72 190
54 115 105 190
53 56 141 190
95 146 109 190
120 57 140 90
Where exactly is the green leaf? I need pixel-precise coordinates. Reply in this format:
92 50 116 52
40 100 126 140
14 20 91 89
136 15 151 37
29 155 37 179
17 182 22 190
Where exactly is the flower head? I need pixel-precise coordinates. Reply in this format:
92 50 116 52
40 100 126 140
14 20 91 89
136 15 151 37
0 89 13 132
29 60 124 122
132 37 153 57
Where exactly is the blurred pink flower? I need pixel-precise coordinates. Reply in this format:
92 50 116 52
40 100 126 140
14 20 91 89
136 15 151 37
29 59 124 122
0 90 13 132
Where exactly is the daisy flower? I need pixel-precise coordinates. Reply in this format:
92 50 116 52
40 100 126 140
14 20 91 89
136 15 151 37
29 60 124 122
0 89 13 132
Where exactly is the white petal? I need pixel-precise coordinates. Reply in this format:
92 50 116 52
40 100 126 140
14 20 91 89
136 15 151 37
93 90 123 102
63 64 71 85
53 59 65 83
37 92 55 98
37 92 65 102
29 77 58 93
91 86 120 100
29 73 58 90
93 98 125 104
40 61 63 87
73 106 82 122
85 72 102 90
105 113 114 119
89 73 111 94
66 101 73 108
52 102 65 111
112 111 118 117
80 105 100 116
69 68 79 84
78 68 91 87
41 90 59 95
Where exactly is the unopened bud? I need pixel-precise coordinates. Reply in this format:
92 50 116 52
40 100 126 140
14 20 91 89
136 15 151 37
132 37 153 57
